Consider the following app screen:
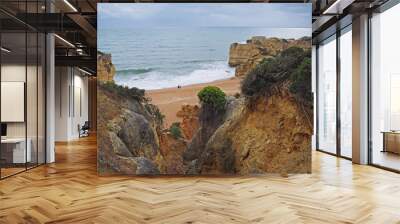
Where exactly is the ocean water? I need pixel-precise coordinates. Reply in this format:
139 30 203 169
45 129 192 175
98 27 310 90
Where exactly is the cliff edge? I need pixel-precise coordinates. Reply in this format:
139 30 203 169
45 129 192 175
228 36 311 77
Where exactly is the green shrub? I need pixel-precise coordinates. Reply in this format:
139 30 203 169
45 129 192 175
197 86 226 110
101 81 148 103
169 122 182 139
241 47 309 98
289 57 312 104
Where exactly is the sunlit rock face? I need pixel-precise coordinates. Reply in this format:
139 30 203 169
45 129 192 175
97 52 116 82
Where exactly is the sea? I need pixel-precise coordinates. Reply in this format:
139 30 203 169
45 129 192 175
98 27 310 90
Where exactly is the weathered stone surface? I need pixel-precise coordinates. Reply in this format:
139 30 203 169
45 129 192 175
117 109 159 159
182 104 226 172
97 83 163 175
228 36 311 77
133 157 161 175
97 52 116 82
176 105 200 140
158 132 187 174
199 87 312 175
184 97 246 174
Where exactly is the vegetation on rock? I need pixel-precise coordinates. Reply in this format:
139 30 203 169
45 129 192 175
289 57 312 105
241 47 311 101
101 81 149 103
169 122 183 139
228 36 311 77
198 86 227 111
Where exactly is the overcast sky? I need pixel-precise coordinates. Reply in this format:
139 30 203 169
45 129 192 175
98 3 311 29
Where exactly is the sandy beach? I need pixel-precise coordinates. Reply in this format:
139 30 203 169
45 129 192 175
147 77 241 126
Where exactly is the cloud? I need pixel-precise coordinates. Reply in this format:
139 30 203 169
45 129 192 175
98 3 164 19
98 3 311 28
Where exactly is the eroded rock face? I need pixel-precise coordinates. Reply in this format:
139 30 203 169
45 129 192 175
158 132 187 174
199 88 312 175
183 97 246 174
182 104 227 174
228 36 311 77
97 84 162 175
97 52 116 82
176 105 200 140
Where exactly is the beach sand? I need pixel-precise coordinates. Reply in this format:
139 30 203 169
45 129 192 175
147 77 241 127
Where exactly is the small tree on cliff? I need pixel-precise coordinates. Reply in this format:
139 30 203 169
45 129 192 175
289 57 312 105
241 47 309 98
197 86 227 111
169 122 182 139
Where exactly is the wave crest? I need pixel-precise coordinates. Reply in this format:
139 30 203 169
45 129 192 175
114 61 235 90
117 68 154 75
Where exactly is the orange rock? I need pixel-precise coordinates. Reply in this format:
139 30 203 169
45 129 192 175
158 131 187 174
176 105 200 140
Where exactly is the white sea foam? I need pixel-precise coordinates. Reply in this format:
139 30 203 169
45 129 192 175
115 61 235 90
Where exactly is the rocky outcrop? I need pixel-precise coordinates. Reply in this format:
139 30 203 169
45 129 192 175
199 87 312 175
184 96 246 174
97 52 116 82
158 132 187 174
182 102 229 174
176 105 200 140
228 36 311 77
97 84 163 175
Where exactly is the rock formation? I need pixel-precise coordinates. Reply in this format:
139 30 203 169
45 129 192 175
97 52 116 82
98 36 312 175
97 82 187 175
158 131 187 174
200 88 312 174
97 83 163 175
185 43 312 175
228 36 311 77
176 105 200 140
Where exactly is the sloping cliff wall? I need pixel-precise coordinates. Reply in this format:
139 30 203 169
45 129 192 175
198 87 312 174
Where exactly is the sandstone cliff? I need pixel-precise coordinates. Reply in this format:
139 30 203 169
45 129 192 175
199 87 312 174
176 105 200 141
97 82 187 175
185 45 312 175
97 83 161 175
228 36 311 77
97 52 116 82
98 40 312 175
